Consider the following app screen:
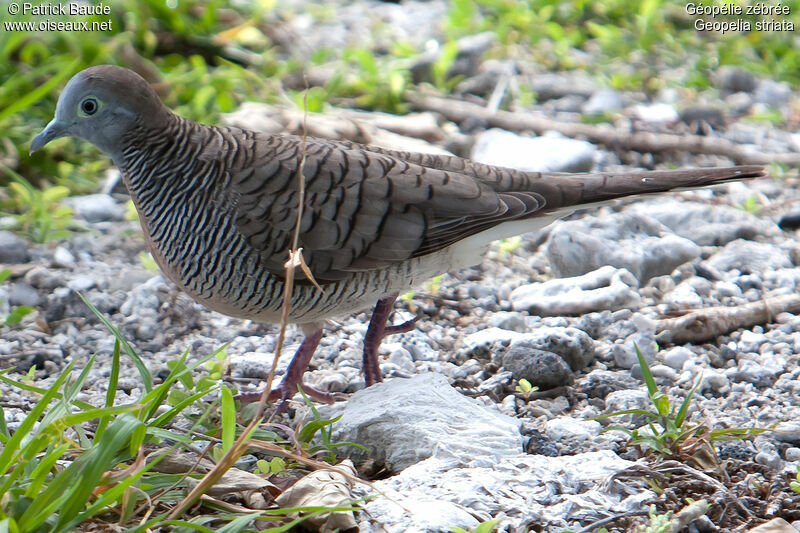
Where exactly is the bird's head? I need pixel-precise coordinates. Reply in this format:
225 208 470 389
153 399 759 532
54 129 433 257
30 65 169 158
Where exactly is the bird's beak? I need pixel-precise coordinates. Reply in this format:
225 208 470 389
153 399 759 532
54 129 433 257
30 119 69 155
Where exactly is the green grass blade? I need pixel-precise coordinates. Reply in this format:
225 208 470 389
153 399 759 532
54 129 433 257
674 372 703 428
38 354 96 430
220 385 235 453
0 359 76 476
58 405 140 428
17 413 136 530
166 522 217 533
0 60 78 123
0 372 94 411
591 409 659 420
24 442 71 499
634 344 658 397
139 350 193 421
72 453 161 528
150 386 218 428
96 339 122 441
297 415 342 444
0 404 9 442
78 293 153 392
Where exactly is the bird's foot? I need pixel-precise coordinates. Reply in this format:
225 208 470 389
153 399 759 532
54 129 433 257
234 326 335 410
383 317 418 337
363 294 418 387
236 380 336 410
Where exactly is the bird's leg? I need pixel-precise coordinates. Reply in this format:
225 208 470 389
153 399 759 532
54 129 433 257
362 293 418 387
237 325 335 407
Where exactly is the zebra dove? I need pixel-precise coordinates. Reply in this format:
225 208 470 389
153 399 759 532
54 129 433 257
31 65 766 404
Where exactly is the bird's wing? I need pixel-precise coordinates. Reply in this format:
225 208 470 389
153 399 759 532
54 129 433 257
227 131 765 283
227 133 553 282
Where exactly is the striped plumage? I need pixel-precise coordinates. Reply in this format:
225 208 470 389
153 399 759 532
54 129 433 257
32 65 767 404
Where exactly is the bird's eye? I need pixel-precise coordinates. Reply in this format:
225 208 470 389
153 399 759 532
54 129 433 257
80 97 99 116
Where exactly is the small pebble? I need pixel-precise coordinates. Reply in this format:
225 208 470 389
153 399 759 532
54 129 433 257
754 451 782 470
9 282 40 307
52 246 76 268
0 231 30 263
783 447 800 462
661 346 692 370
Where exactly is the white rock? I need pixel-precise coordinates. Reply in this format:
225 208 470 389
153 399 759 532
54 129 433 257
706 239 791 273
774 421 800 443
510 266 641 316
662 281 703 308
119 275 167 318
544 416 602 442
661 346 693 370
472 129 596 173
628 199 778 247
633 103 678 123
604 389 649 426
784 447 800 462
63 194 126 222
322 374 523 472
650 364 678 381
738 330 767 353
506 326 595 370
53 246 76 268
362 451 641 532
462 328 526 351
547 213 701 283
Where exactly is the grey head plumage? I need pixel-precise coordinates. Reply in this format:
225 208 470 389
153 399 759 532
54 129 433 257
30 65 171 159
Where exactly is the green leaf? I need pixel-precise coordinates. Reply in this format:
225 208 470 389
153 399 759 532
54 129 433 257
634 344 658 397
96 339 122 441
674 373 702 428
220 385 236 453
0 360 77 478
654 395 670 417
78 293 153 392
5 306 34 326
473 518 501 533
0 60 79 123
269 457 286 474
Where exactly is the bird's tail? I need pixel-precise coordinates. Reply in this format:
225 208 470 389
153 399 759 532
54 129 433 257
562 165 767 207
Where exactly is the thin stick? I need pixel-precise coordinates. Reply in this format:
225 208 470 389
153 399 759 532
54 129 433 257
409 92 800 166
253 88 311 418
168 85 314 520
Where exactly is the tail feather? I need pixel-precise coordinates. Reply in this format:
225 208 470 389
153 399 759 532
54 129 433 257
567 165 767 207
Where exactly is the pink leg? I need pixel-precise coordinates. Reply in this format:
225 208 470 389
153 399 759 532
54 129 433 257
362 294 418 387
236 327 335 406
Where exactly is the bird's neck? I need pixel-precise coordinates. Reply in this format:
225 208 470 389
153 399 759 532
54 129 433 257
116 114 209 199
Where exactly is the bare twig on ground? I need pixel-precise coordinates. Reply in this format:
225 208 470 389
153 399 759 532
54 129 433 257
168 86 317 520
409 93 800 166
655 294 800 345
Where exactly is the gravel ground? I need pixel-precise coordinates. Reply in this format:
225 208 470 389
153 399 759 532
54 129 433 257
4 1 800 530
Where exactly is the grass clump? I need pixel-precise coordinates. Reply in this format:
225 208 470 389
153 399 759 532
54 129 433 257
0 169 80 243
443 0 800 89
0 296 363 531
594 346 769 468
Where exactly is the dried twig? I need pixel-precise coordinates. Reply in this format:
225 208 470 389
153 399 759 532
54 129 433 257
168 83 318 520
409 93 800 166
656 294 800 345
